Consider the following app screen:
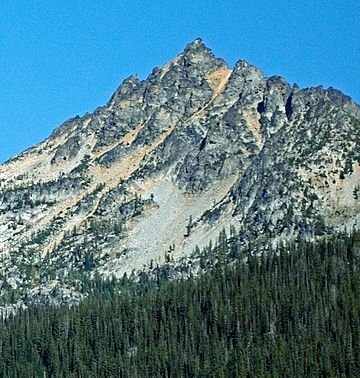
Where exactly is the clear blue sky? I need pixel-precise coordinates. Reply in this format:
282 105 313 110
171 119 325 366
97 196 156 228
0 1 359 163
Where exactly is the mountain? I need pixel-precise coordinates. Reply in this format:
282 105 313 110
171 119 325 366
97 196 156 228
1 39 360 311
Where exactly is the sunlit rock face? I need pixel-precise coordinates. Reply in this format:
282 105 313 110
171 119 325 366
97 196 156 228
0 39 360 310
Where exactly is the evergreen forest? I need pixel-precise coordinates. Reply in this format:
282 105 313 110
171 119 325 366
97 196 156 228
1 232 360 377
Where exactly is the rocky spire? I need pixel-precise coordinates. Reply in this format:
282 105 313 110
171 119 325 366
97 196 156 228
178 38 228 70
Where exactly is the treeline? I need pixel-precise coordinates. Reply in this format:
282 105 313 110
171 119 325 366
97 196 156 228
1 233 360 377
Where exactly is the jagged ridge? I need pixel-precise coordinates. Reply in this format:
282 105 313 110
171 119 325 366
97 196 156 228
0 39 360 311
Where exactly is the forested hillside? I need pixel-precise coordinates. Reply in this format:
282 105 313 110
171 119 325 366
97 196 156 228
1 232 360 377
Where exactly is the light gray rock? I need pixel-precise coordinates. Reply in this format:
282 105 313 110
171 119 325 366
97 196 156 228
0 39 359 310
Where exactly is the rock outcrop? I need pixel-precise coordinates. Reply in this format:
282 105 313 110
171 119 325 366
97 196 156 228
0 39 359 309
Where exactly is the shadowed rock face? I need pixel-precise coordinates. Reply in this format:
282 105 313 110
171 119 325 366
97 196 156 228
0 39 360 310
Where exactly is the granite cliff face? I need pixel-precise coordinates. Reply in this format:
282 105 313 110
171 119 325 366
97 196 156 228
1 39 360 311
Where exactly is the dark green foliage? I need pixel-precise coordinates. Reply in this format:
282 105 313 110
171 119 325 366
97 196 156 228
70 154 91 175
1 233 360 377
185 215 193 237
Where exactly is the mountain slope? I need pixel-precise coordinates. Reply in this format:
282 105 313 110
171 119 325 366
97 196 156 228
1 39 360 309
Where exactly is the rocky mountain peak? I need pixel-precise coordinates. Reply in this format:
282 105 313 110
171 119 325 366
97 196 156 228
326 86 360 118
177 38 228 71
0 40 359 312
182 38 214 59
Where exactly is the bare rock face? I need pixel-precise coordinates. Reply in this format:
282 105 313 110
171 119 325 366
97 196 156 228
0 39 360 309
